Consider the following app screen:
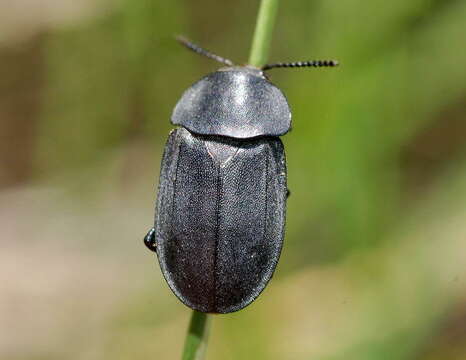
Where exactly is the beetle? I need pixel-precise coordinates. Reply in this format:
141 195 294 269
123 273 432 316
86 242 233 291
144 36 338 313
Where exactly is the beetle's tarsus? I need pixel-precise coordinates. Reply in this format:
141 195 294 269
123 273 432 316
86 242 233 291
286 189 291 198
144 227 157 253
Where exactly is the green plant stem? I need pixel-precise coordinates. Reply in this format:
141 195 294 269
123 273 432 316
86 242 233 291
180 2 280 359
181 311 211 360
248 0 280 67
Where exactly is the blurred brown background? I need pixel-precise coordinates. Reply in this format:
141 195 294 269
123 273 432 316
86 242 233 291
0 0 465 359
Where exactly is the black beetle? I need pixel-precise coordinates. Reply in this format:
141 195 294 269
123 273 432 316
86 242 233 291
144 37 338 313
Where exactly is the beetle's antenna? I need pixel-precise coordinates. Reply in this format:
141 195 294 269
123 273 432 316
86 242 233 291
262 60 339 71
176 35 235 67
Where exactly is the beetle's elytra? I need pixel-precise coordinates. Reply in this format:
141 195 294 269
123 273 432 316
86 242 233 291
144 37 338 313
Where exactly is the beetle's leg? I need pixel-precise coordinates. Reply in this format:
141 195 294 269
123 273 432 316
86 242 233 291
144 227 157 253
286 189 291 199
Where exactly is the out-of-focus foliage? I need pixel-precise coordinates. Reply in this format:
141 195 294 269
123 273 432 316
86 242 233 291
0 1 465 359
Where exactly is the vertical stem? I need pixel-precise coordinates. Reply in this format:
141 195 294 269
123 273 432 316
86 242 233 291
180 2 280 359
181 311 211 360
248 0 280 67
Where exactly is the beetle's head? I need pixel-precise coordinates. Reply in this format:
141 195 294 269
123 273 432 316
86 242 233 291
171 36 339 139
176 35 339 74
217 65 265 78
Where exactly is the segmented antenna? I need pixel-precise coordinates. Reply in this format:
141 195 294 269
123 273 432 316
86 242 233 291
262 60 339 71
176 35 235 67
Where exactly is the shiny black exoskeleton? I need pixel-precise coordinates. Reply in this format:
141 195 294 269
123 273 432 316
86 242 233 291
144 37 338 313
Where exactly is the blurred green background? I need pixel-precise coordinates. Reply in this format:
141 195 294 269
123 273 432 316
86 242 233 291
1 0 465 359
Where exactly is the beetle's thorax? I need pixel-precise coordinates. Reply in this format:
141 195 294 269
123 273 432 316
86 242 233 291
171 66 291 139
